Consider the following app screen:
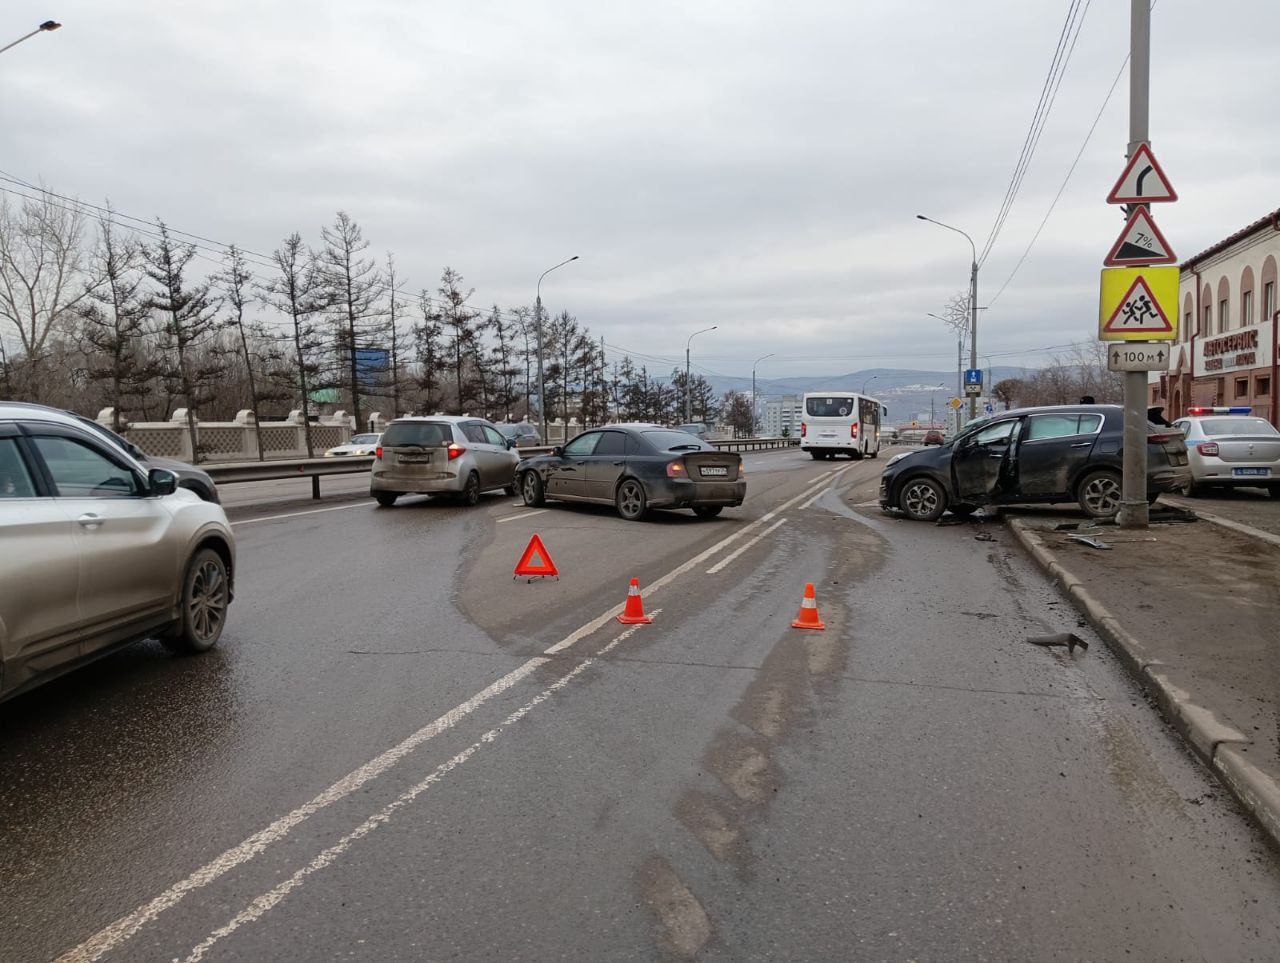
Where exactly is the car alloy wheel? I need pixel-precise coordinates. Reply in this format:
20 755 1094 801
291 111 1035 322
163 548 228 654
521 471 545 506
900 478 945 521
1077 470 1122 517
616 479 647 520
462 472 481 506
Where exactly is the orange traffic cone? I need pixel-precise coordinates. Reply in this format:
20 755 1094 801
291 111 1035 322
617 577 654 624
791 583 826 630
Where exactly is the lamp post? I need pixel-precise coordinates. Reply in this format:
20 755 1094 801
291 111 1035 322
685 325 717 423
0 20 61 56
752 352 774 436
535 255 578 443
918 214 979 421
861 375 878 395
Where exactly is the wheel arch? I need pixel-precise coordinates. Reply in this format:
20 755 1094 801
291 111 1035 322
192 533 235 602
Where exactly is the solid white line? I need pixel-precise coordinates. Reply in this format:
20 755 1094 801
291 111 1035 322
497 509 548 524
706 518 787 574
180 614 661 963
800 489 827 511
231 503 373 526
58 469 838 963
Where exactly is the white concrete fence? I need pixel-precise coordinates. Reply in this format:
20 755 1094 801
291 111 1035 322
97 408 596 462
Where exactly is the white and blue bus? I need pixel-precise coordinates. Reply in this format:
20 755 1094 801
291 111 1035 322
799 392 885 460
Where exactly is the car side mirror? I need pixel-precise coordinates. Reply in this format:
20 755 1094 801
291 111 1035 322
148 468 178 496
553 445 564 457
506 439 516 450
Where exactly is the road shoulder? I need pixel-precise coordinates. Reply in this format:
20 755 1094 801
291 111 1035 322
1007 514 1280 850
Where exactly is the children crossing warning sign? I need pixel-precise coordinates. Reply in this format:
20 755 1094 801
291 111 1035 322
1098 267 1179 341
514 533 559 579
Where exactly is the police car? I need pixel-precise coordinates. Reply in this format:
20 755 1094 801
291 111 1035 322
1169 407 1280 498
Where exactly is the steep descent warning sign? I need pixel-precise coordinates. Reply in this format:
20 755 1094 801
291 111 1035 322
1106 143 1177 205
1098 266 1179 341
514 533 559 578
1104 206 1176 266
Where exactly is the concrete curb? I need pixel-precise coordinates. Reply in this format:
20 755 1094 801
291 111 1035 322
1007 517 1280 849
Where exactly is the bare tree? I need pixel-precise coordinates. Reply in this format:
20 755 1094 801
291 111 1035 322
436 267 478 412
215 245 267 458
384 253 406 418
79 208 156 430
320 212 381 431
0 191 96 399
414 290 445 413
260 233 328 457
144 221 223 461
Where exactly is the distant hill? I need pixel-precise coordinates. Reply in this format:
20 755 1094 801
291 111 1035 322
703 367 1029 423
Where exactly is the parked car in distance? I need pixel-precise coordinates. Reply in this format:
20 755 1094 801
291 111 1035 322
923 430 945 446
0 403 236 702
370 416 519 507
517 424 745 521
1 402 221 503
497 422 543 448
879 404 1190 521
1171 407 1280 497
325 432 381 457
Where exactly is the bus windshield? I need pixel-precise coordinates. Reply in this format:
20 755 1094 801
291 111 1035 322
806 396 857 418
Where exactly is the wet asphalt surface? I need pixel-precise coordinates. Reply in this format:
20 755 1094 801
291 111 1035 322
3 448 1280 962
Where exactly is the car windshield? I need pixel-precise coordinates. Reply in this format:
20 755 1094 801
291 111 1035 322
806 397 856 418
1199 417 1278 437
641 430 713 451
351 434 380 444
381 422 451 447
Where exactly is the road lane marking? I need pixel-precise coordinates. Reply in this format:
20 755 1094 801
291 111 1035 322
180 614 662 963
497 509 548 524
231 503 373 526
705 518 787 574
1160 498 1280 549
58 469 839 963
800 488 827 510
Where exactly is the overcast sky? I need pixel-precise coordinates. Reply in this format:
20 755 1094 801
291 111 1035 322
2 0 1274 381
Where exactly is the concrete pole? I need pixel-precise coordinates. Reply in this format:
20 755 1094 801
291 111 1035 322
1117 0 1150 529
969 259 979 421
685 344 692 424
534 293 547 444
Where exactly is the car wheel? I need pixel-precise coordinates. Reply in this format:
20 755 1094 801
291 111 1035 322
693 505 723 518
810 451 823 461
374 492 398 507
460 471 481 506
948 503 977 517
1179 479 1202 497
161 548 229 655
616 478 648 521
899 477 946 522
1077 469 1122 517
851 450 863 460
870 450 878 459
521 471 545 507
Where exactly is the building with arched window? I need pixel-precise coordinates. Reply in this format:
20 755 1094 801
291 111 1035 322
1151 210 1279 427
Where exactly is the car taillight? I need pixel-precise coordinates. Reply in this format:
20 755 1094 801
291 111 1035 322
1196 442 1220 456
666 461 685 478
447 443 465 461
850 423 859 439
800 422 807 438
375 446 382 459
1147 433 1176 443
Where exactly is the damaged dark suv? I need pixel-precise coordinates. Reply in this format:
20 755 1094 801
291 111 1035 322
878 405 1190 521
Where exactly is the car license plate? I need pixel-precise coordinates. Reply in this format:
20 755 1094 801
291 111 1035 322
700 466 729 477
398 453 430 464
1232 467 1270 477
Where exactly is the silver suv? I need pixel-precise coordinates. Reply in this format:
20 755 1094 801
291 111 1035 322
370 416 520 507
0 404 236 702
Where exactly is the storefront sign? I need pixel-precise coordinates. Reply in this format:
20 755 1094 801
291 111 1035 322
1203 330 1259 358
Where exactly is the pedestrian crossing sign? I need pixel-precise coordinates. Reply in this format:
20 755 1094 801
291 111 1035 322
1098 266 1178 341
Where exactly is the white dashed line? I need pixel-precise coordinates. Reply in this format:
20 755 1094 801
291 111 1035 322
705 518 787 574
231 503 373 526
497 509 549 524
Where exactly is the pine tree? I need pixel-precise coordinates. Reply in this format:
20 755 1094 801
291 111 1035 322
436 267 478 412
320 212 381 431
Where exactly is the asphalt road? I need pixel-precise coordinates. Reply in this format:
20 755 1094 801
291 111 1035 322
4 448 1280 962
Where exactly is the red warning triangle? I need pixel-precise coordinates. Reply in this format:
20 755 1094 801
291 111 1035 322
1106 143 1177 204
514 533 558 578
1102 275 1175 335
1103 206 1176 266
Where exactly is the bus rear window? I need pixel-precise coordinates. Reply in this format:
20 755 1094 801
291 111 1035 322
806 397 856 418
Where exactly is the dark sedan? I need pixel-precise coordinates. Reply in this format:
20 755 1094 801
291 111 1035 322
517 424 745 520
879 404 1189 521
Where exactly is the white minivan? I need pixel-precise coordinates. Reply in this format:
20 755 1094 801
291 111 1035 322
799 392 885 460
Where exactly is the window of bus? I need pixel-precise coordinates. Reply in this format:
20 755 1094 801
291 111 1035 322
806 397 856 418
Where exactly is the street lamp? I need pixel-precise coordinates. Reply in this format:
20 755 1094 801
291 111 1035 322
0 20 61 57
918 214 979 421
861 375 878 395
535 255 578 443
685 325 717 423
752 352 774 436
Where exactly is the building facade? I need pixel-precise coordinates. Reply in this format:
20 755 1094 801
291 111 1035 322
1150 210 1279 426
762 395 804 436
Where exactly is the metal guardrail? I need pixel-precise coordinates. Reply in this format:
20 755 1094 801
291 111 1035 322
205 437 800 499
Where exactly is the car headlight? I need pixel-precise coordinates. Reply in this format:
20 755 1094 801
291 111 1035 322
885 451 912 468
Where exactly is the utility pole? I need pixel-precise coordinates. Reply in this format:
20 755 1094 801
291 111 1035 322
1116 0 1150 529
918 216 979 421
535 256 578 444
